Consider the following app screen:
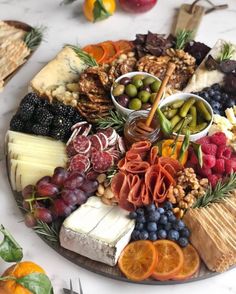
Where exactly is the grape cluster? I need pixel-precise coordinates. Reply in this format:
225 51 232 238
193 83 234 116
129 202 190 247
23 167 98 227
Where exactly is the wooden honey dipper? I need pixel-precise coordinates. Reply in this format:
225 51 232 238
135 62 176 135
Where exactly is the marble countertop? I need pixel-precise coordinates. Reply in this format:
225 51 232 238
0 0 236 293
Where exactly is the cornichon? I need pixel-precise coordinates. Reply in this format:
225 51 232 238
179 97 196 118
189 122 208 134
195 101 212 121
189 106 197 127
173 114 192 133
170 115 182 128
171 100 185 109
165 109 178 119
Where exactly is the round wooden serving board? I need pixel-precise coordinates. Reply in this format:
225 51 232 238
9 176 223 285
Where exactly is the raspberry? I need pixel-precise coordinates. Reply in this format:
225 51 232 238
196 137 210 145
208 174 221 188
210 132 227 145
225 159 236 174
212 159 225 174
202 154 216 169
201 143 217 156
216 146 232 159
197 166 212 177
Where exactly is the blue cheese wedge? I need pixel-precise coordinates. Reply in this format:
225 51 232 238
60 197 135 266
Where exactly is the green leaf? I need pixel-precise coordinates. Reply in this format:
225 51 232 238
175 29 193 50
17 273 54 294
24 26 46 50
157 108 172 137
67 44 98 67
217 42 235 62
191 142 203 167
179 130 190 162
0 225 23 262
93 0 111 22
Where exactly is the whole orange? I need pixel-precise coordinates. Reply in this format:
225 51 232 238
83 0 116 22
0 261 45 294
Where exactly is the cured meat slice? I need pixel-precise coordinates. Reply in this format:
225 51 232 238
117 158 127 170
71 121 89 131
73 135 91 154
108 129 118 146
66 142 77 157
99 127 114 138
125 160 150 174
86 170 99 181
89 134 103 151
125 150 142 162
127 175 143 207
97 132 109 149
111 172 126 200
117 136 126 154
149 146 159 165
131 140 151 154
140 183 151 206
92 151 113 172
69 154 90 172
159 157 182 173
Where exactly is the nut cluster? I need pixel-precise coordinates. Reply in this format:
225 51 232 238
96 173 118 206
167 168 208 218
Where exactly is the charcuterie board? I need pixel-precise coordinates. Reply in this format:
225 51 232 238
5 30 236 284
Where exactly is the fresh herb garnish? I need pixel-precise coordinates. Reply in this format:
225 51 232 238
95 110 126 133
217 42 235 62
24 26 46 50
0 225 23 262
193 172 236 208
179 130 190 162
67 44 98 67
93 0 111 22
33 221 59 244
175 30 193 50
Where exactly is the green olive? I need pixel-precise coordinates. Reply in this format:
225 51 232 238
150 80 161 92
112 84 125 97
132 75 145 83
143 76 156 86
125 84 138 98
133 79 143 89
129 98 142 110
150 93 157 104
138 90 151 103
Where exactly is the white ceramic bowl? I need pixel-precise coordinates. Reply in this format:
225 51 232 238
111 72 163 117
159 93 213 141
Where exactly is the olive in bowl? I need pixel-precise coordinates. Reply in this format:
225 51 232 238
111 72 162 117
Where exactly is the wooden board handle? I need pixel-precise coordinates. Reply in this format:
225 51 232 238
145 63 176 127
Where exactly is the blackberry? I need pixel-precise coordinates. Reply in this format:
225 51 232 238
50 128 66 141
51 101 67 116
52 116 66 127
40 99 51 110
34 107 54 126
24 121 34 133
20 93 41 106
71 111 83 125
64 105 76 118
10 115 25 131
32 124 50 136
18 103 35 121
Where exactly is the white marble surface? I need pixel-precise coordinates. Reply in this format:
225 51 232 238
0 0 236 293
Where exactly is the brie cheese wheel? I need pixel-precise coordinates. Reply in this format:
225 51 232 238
60 197 135 266
184 39 236 93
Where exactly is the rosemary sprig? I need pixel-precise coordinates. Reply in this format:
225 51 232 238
193 172 236 208
67 44 98 67
106 166 118 184
33 221 59 244
175 30 193 50
217 42 235 62
95 110 126 133
24 26 46 50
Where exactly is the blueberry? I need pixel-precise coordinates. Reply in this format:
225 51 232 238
165 210 173 218
212 83 221 91
137 215 146 223
180 227 190 238
147 222 157 232
129 211 137 219
159 215 168 225
157 229 167 239
214 94 222 101
201 92 209 100
173 220 185 231
146 203 156 212
168 214 176 223
135 222 144 230
149 232 158 241
164 222 172 231
222 93 229 100
131 230 140 240
136 208 145 215
139 230 149 240
208 89 215 97
226 98 235 108
168 229 180 241
163 202 173 210
148 211 160 222
178 237 189 247
157 207 165 214
211 101 221 110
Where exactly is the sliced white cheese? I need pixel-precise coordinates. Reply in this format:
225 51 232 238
184 39 236 93
60 197 135 266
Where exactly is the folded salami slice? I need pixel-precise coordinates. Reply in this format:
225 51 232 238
149 146 159 165
125 150 142 162
127 175 143 207
125 160 150 174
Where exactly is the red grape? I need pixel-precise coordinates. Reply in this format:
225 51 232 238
36 176 51 186
34 207 53 223
74 189 87 205
61 189 79 206
51 199 72 218
22 185 35 199
80 180 98 195
51 167 68 186
64 172 84 190
36 182 59 197
25 212 37 228
22 200 30 210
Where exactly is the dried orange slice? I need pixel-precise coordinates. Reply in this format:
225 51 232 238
118 240 158 281
152 240 184 281
100 41 117 63
173 244 200 280
83 44 105 63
